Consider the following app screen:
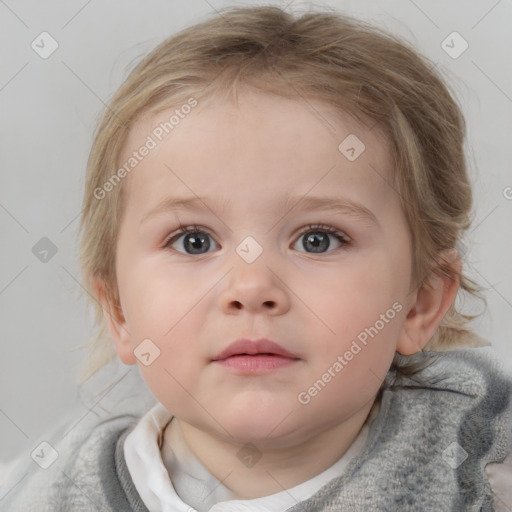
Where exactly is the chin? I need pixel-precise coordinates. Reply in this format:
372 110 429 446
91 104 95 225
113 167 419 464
216 396 297 443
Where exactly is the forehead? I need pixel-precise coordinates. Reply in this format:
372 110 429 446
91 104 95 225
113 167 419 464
118 91 398 222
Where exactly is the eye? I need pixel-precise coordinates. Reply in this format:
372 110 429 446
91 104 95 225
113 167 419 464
164 225 219 255
292 224 350 254
164 223 350 255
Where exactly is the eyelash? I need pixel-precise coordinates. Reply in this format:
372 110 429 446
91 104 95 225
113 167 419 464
296 223 351 247
163 223 351 252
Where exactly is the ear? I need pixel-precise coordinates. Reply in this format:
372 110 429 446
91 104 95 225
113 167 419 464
396 249 461 355
92 277 136 365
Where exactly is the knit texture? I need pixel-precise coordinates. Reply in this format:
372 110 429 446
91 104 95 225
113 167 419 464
286 349 512 511
1 348 510 511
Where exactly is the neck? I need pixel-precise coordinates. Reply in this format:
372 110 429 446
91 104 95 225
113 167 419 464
175 397 377 499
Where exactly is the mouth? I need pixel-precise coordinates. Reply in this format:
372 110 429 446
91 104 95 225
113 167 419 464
211 338 300 373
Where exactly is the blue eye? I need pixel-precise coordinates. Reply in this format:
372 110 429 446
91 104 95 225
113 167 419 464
292 224 350 254
164 225 218 255
164 223 350 255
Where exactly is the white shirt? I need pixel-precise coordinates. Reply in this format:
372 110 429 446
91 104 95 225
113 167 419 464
123 402 374 512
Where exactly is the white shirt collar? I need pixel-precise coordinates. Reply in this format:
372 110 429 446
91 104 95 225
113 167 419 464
123 402 374 512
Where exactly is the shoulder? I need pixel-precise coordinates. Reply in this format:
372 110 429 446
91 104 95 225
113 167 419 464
0 413 139 512
390 347 512 406
387 348 512 508
388 348 512 449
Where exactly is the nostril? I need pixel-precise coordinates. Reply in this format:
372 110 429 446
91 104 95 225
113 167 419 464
229 300 275 310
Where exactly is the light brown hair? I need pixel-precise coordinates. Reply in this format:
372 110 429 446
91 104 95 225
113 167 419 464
78 5 487 382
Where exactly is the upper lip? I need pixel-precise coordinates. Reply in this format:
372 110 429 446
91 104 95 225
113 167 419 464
212 338 299 361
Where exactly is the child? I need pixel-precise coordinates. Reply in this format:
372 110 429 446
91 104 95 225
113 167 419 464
1 5 511 511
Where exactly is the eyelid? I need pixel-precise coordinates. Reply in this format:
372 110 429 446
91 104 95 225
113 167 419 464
162 224 217 248
295 223 351 242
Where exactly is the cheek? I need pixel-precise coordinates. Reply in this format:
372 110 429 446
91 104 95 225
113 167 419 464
301 253 404 330
134 323 205 416
137 358 192 417
117 260 195 335
297 253 406 383
301 308 402 418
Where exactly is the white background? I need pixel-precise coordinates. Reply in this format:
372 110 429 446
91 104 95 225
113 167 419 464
1 0 511 471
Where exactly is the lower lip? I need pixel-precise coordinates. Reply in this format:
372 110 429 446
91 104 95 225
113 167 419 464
214 354 298 373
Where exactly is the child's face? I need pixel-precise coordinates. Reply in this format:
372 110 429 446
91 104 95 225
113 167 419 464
109 90 415 446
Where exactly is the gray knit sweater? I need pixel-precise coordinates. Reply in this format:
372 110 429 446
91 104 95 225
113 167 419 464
1 349 511 511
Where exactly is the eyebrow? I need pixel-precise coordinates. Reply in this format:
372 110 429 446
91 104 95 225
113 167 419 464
140 194 378 227
282 195 378 227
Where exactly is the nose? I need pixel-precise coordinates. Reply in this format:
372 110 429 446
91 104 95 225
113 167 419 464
219 256 291 316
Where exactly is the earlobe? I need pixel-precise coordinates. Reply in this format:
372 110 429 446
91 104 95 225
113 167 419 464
396 249 461 355
92 277 136 365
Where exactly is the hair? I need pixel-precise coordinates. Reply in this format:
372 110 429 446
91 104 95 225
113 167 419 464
77 4 488 383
